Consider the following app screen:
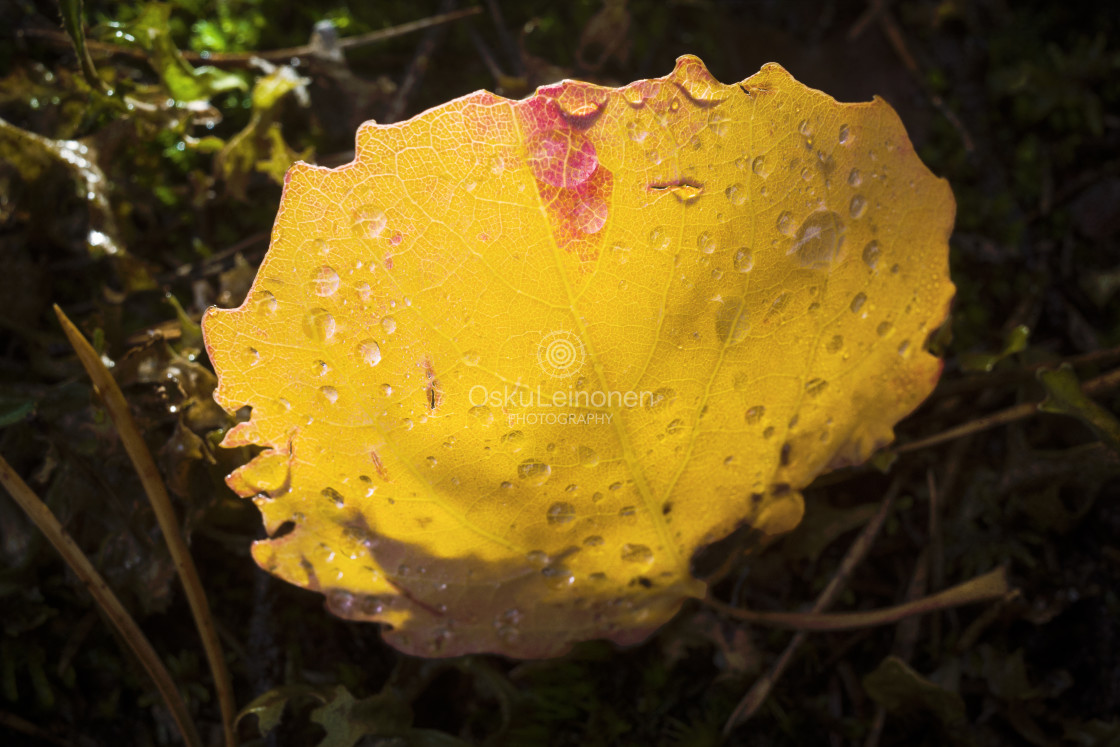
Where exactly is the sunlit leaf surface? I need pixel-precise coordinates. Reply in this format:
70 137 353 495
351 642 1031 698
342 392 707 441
203 56 955 658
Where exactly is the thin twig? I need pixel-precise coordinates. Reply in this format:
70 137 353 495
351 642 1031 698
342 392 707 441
467 24 508 85
0 455 202 747
897 365 1120 453
382 0 458 124
723 477 904 734
483 0 523 77
23 8 481 68
707 567 1008 632
850 0 975 153
53 305 237 747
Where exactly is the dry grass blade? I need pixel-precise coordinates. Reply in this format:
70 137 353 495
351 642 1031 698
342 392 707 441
0 455 202 747
898 365 1120 454
723 476 904 735
707 566 1011 631
53 305 237 747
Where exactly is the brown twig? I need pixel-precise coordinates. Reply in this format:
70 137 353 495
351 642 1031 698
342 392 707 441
0 455 202 747
723 476 904 734
898 365 1120 454
23 8 481 68
382 0 458 124
483 0 523 77
849 0 975 153
53 306 237 747
707 567 1008 632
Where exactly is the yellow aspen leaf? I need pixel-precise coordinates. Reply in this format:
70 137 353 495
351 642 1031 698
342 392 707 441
203 56 954 658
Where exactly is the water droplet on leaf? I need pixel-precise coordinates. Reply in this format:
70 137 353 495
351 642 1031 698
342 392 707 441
546 502 576 525
517 459 552 486
358 339 382 366
620 544 653 564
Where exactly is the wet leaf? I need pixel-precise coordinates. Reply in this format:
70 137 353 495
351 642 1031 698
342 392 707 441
124 4 248 103
959 324 1030 372
216 63 311 199
309 685 412 747
863 656 968 732
980 645 1039 700
236 683 326 734
781 499 880 563
203 56 955 658
1038 364 1120 453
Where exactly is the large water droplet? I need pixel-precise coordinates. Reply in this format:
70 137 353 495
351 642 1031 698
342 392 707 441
546 502 576 525
302 307 336 342
319 385 339 404
777 210 795 235
733 247 754 273
838 123 851 144
312 265 340 297
621 82 651 106
577 445 599 468
502 430 525 452
770 292 790 314
805 378 828 397
697 231 717 254
381 316 397 334
862 240 881 270
877 321 894 337
725 182 747 206
526 129 598 189
648 226 671 251
849 194 867 219
715 297 750 344
745 405 765 424
848 168 862 187
671 183 703 204
751 155 768 177
358 340 382 366
620 543 653 565
321 486 344 507
646 387 676 412
850 292 867 313
517 459 551 487
541 565 574 590
555 89 607 122
610 242 631 264
826 334 844 353
789 210 845 269
626 121 649 142
353 205 388 238
571 192 608 234
255 290 278 314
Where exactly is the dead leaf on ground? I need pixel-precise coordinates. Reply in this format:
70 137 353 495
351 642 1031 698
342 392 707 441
203 56 955 658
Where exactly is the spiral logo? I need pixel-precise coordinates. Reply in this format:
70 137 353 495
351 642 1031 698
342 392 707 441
537 330 585 378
